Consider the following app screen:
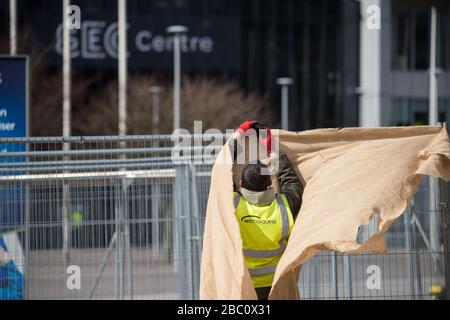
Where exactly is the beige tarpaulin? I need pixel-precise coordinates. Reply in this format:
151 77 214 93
199 126 450 300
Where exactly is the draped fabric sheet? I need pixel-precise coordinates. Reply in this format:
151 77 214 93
199 126 450 300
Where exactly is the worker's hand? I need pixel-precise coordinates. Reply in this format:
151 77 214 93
254 122 272 157
238 120 259 132
233 120 259 139
234 121 272 157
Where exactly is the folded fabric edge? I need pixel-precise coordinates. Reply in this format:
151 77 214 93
270 164 446 299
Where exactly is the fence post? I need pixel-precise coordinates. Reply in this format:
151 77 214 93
429 175 441 274
343 255 353 299
411 209 423 300
174 164 193 299
173 166 181 277
440 122 450 300
183 165 193 299
151 184 160 259
62 181 70 263
189 164 201 300
114 178 119 299
331 252 339 299
311 258 320 298
124 176 133 300
114 177 125 300
404 201 416 299
439 178 450 299
24 181 30 300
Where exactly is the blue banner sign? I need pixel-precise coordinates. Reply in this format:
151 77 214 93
0 56 28 233
0 56 28 154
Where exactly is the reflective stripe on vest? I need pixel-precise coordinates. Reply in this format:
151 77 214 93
234 193 290 272
234 193 241 209
275 196 289 248
243 245 286 258
248 264 277 277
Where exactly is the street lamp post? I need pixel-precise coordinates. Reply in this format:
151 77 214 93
277 77 293 130
118 0 127 136
428 5 440 273
62 0 71 264
148 86 162 260
149 86 161 135
117 0 129 300
166 26 189 297
9 0 17 55
167 25 188 132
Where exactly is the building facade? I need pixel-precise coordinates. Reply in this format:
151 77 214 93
0 0 361 131
359 0 450 127
7 1 449 130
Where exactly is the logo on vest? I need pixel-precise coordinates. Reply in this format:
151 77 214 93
241 215 276 224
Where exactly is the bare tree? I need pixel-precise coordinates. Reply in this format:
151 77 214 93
0 28 95 136
1 28 276 137
78 74 276 135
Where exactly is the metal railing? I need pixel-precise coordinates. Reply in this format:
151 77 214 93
301 177 449 300
0 134 449 300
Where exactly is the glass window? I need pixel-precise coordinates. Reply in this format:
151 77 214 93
392 98 412 125
413 99 428 125
392 0 450 70
438 8 450 70
414 10 429 69
439 99 450 124
395 11 412 70
392 98 450 125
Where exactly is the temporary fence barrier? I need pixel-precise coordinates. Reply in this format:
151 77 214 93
0 134 449 300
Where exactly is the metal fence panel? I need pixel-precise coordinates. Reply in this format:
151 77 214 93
0 135 449 300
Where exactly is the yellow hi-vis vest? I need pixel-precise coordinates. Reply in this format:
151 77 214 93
234 192 294 288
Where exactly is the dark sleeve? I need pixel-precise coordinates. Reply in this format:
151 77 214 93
228 138 241 163
228 141 239 192
277 154 303 220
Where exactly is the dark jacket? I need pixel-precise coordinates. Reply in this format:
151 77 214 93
233 154 303 220
276 154 303 220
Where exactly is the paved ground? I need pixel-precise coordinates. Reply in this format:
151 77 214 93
26 248 182 300
298 248 444 300
24 247 444 300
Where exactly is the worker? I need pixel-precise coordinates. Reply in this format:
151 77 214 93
231 121 303 300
